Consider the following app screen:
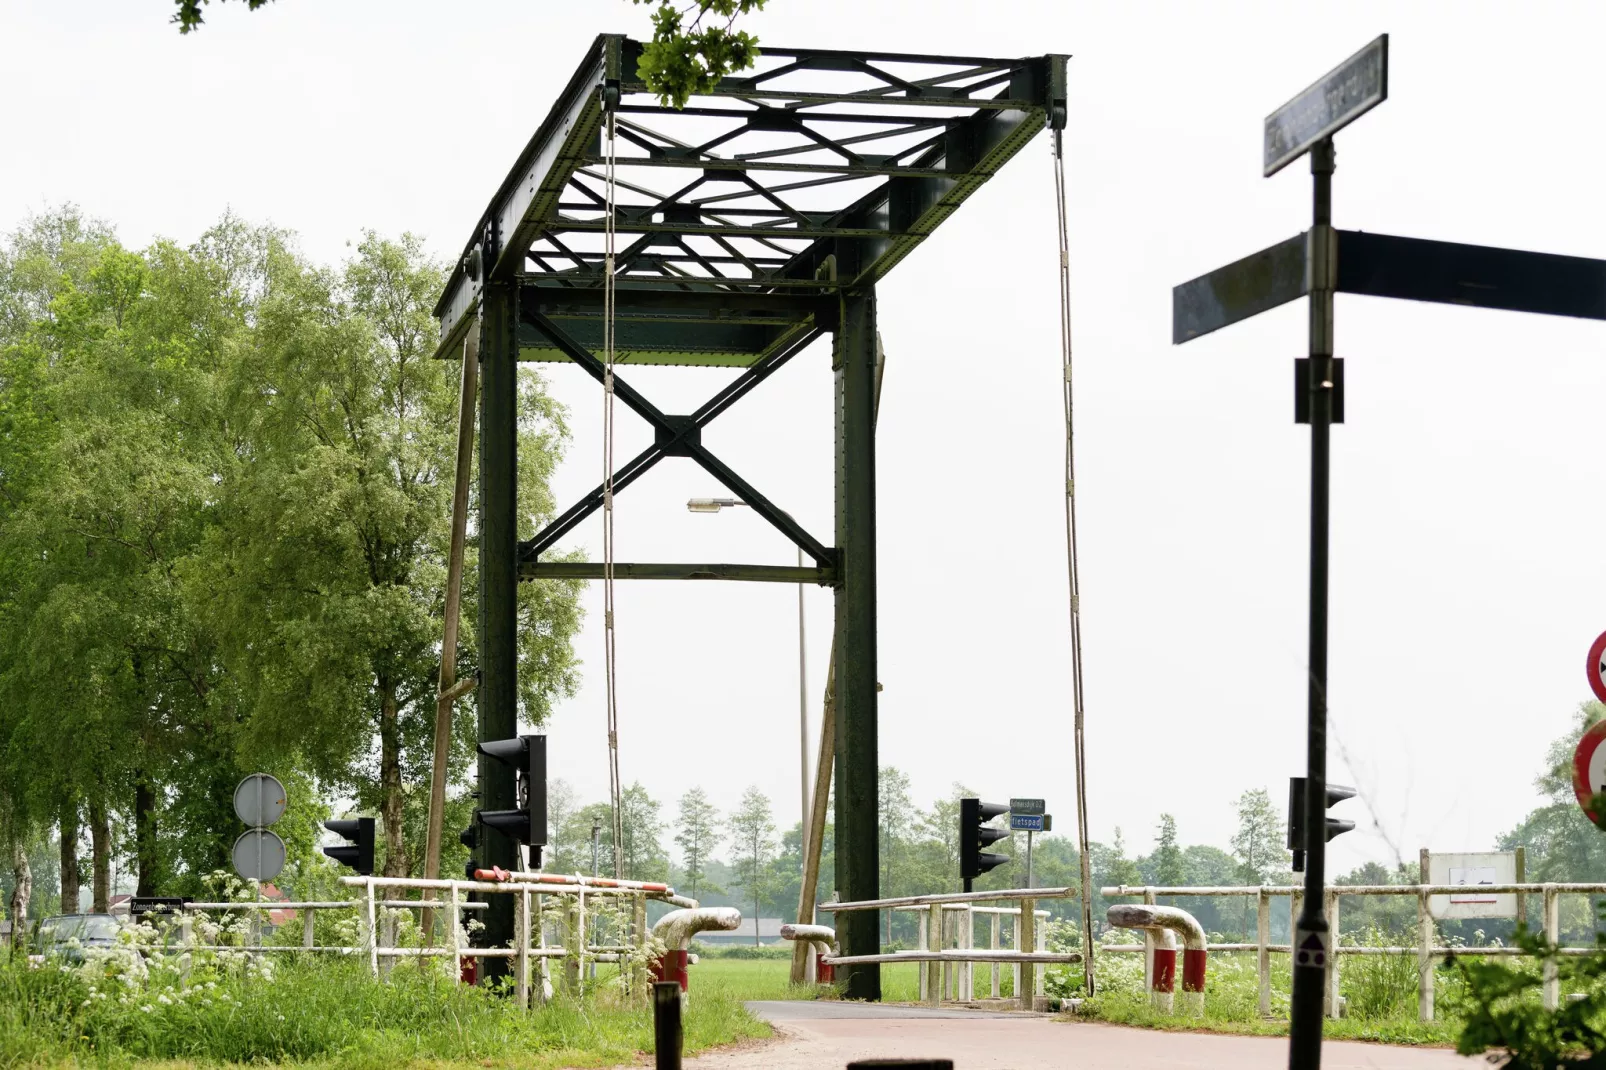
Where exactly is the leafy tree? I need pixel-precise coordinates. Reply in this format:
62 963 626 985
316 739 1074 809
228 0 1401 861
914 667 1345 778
618 782 669 882
171 0 770 111
727 786 778 945
919 783 972 890
1152 814 1185 888
632 0 766 107
1231 787 1287 884
0 211 582 899
1099 828 1143 890
674 787 722 900
1228 787 1289 937
557 802 614 877
171 0 271 33
1501 703 1606 891
877 767 918 939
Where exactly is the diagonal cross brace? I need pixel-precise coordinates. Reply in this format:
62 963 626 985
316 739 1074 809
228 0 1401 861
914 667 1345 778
519 310 832 565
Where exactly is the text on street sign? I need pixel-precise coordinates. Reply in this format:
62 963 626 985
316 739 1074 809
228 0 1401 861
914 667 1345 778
1264 34 1388 176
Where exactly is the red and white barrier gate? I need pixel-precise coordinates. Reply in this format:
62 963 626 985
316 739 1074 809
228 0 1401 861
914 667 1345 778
650 907 742 992
1106 903 1208 1016
780 923 838 983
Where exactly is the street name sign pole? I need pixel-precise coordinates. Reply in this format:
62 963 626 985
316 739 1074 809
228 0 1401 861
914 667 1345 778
1179 36 1389 1070
1009 800 1047 889
1175 31 1606 1069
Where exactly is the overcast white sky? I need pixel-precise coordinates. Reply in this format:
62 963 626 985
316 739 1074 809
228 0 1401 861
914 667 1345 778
7 0 1606 876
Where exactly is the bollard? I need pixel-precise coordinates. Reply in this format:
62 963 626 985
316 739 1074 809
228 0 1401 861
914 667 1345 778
651 949 691 991
653 981 683 1070
1106 903 1207 1016
1151 929 1177 1014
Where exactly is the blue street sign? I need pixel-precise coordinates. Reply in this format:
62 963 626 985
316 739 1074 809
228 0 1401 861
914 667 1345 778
1009 813 1045 833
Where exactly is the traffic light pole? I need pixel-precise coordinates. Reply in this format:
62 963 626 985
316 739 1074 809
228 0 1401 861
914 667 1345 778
834 287 880 1002
1288 137 1336 1070
477 266 520 979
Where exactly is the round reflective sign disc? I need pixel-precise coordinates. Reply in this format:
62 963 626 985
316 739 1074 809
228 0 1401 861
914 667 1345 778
1572 720 1606 828
233 773 287 828
232 829 287 882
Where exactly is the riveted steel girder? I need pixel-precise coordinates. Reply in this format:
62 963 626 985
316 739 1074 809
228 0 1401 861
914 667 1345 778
434 35 1067 367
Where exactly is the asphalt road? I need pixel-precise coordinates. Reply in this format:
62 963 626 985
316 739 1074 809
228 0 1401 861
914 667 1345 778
672 1002 1480 1070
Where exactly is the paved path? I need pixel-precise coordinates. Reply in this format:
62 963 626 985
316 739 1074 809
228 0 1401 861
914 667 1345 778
674 1002 1480 1070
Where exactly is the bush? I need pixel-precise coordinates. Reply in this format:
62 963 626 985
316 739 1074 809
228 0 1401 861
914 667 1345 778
1339 926 1421 1021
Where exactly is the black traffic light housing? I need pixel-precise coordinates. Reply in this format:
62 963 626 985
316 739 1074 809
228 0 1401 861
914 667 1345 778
1287 777 1356 872
476 734 547 849
323 816 375 876
960 798 1010 891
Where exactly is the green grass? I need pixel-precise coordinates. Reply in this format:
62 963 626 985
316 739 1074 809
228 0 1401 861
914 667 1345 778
0 953 768 1069
1064 949 1465 1046
690 956 925 1002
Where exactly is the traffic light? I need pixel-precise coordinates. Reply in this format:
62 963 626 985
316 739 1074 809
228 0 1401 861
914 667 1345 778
1286 777 1356 872
323 816 375 876
959 798 1010 891
476 734 547 847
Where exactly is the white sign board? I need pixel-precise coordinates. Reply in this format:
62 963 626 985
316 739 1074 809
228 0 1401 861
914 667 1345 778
1427 851 1518 920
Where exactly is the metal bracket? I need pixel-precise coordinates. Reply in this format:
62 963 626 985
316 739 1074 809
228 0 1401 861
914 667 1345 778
1294 357 1345 424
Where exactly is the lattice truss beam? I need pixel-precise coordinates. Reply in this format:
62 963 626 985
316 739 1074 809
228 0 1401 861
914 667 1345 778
436 36 1067 368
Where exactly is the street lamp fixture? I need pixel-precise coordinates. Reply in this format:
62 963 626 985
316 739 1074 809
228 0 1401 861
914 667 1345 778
686 498 743 513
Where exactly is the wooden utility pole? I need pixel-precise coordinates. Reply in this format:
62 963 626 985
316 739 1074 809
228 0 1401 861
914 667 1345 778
422 330 479 941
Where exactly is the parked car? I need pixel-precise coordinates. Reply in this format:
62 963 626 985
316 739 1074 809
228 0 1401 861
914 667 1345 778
31 913 124 964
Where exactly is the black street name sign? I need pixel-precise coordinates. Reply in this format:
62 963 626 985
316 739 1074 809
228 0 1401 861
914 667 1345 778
1264 35 1389 177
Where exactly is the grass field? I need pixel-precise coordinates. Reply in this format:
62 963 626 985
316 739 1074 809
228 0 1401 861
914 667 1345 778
1 938 1523 1067
0 952 770 1070
1067 948 1469 1047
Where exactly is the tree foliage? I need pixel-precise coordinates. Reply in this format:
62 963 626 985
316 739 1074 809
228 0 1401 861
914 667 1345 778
0 207 581 907
171 0 273 34
169 0 769 112
1231 787 1287 885
631 0 766 108
727 786 777 945
674 787 722 900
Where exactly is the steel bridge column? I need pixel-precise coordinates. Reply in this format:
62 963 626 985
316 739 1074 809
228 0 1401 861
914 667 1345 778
477 278 519 977
834 288 880 1001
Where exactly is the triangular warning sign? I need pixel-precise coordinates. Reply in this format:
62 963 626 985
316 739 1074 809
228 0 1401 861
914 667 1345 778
1300 934 1325 951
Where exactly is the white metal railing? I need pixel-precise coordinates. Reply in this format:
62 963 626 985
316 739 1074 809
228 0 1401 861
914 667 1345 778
157 875 690 1008
820 888 1080 1010
1103 882 1606 1021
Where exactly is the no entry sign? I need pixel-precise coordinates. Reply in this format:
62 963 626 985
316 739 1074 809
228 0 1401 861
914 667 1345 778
1572 719 1606 827
1588 631 1606 705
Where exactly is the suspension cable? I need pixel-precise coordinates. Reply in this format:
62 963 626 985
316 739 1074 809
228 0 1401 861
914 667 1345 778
603 106 625 878
1053 129 1096 994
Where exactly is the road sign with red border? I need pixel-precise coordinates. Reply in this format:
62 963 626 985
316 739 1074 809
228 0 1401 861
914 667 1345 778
1571 719 1606 827
1587 631 1606 705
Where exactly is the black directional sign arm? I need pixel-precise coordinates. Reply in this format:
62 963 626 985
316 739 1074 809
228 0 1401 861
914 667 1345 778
1335 231 1606 321
1173 232 1310 343
1174 229 1606 346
